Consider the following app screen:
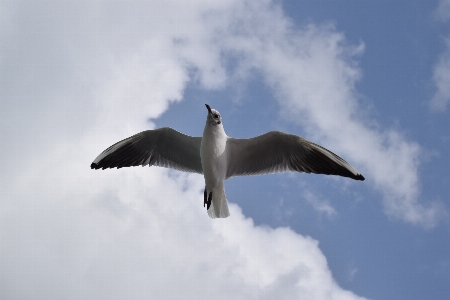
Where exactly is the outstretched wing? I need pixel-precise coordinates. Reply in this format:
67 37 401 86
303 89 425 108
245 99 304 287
91 127 203 174
226 131 364 181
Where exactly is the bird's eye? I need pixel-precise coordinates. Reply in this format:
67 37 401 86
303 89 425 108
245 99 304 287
214 114 218 119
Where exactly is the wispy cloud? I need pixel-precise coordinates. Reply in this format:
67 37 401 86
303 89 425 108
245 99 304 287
431 38 450 112
303 190 337 218
347 265 359 282
435 0 450 22
431 1 450 112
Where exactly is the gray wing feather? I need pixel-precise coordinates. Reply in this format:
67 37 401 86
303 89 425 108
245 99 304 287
91 127 203 174
226 131 364 181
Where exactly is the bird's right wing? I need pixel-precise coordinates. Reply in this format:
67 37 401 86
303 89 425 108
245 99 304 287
91 127 203 174
226 131 364 181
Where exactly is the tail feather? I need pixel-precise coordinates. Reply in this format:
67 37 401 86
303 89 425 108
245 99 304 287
207 187 230 219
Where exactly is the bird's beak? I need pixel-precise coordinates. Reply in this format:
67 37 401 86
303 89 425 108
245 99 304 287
205 104 212 114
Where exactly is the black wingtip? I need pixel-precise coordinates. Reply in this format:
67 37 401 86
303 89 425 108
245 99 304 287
355 174 365 181
90 163 98 169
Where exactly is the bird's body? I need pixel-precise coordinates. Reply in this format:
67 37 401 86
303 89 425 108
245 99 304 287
201 114 227 189
200 110 230 217
91 104 364 218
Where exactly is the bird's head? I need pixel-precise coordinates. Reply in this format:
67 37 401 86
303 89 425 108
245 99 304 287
205 104 222 126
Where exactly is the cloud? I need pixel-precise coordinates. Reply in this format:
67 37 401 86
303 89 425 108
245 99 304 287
303 190 337 218
268 31 444 227
435 0 450 22
0 1 368 299
432 0 450 112
431 37 450 112
348 267 359 282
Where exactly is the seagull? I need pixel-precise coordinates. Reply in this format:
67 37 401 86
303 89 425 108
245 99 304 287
91 104 364 218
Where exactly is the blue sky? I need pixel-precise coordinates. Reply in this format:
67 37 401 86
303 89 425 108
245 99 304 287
1 1 449 299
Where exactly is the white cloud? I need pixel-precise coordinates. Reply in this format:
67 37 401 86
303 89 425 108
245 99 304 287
0 1 368 299
431 37 450 112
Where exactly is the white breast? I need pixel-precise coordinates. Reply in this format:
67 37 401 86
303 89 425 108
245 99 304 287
201 124 228 189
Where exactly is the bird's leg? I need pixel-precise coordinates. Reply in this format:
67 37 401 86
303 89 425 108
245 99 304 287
203 188 207 207
207 192 212 210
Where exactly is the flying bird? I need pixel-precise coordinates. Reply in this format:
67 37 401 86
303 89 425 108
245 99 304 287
91 104 364 218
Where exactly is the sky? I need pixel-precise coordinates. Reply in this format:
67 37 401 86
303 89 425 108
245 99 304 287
1 0 449 299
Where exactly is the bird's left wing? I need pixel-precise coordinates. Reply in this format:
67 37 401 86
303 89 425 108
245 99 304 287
226 131 364 180
91 127 203 174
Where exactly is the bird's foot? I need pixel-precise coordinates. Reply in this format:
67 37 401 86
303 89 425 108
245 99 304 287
207 192 212 210
203 188 212 210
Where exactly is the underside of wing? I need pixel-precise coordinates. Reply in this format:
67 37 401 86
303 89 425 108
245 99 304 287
90 127 203 174
226 131 364 181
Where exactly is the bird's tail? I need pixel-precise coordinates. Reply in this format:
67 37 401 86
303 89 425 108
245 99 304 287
207 183 230 219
